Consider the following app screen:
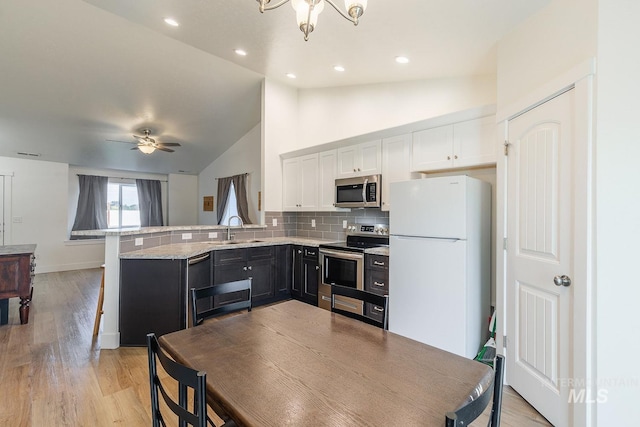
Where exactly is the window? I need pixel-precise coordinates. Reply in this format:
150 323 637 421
107 182 141 228
220 181 239 225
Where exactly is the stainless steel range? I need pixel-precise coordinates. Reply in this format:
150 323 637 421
318 224 389 314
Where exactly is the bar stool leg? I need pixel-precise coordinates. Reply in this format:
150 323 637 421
93 264 105 336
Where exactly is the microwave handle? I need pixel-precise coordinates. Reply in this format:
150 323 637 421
362 177 368 203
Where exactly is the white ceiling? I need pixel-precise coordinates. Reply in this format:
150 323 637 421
0 0 549 175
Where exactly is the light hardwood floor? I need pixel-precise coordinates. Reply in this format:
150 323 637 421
0 269 552 426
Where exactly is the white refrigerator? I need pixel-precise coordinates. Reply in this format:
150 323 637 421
388 175 491 358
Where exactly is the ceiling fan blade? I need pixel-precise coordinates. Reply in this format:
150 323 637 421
106 139 136 144
156 146 175 153
157 142 181 147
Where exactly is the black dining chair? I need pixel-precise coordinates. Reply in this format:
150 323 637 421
190 279 252 327
146 333 236 427
445 354 505 427
330 285 389 330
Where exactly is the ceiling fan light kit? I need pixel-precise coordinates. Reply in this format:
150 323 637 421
138 145 156 154
106 128 181 154
257 0 367 41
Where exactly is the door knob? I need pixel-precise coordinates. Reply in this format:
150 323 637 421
553 275 572 287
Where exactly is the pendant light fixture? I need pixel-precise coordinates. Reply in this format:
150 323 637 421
257 0 368 41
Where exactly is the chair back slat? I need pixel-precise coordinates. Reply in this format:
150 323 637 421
146 333 208 427
445 354 505 427
191 279 252 326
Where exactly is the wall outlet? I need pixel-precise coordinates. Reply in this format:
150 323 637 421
182 233 192 240
311 219 316 228
134 238 143 246
343 220 348 229
209 232 218 239
272 218 278 227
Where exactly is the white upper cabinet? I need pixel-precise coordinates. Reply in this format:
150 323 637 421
318 149 338 210
381 134 418 212
337 140 382 178
410 125 454 172
411 116 496 172
282 153 318 211
452 116 497 169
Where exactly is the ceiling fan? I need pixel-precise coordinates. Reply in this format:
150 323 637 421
106 129 181 154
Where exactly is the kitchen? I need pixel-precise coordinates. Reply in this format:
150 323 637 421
0 0 637 426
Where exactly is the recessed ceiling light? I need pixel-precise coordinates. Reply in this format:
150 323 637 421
395 56 410 64
286 73 297 79
334 65 345 72
164 17 179 27
234 49 247 56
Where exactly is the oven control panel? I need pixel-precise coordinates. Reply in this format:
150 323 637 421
346 224 389 235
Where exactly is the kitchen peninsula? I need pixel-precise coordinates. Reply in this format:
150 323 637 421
73 225 339 349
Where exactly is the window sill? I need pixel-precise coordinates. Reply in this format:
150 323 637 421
64 238 105 246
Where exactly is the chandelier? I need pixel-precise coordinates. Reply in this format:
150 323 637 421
257 0 368 41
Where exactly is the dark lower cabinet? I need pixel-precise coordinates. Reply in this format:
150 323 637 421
120 258 187 346
275 245 292 299
364 254 389 323
213 246 279 307
291 245 319 306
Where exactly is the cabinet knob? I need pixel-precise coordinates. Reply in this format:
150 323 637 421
447 156 451 160
315 265 319 270
357 168 361 171
243 266 248 271
353 168 357 172
248 266 252 271
454 155 458 159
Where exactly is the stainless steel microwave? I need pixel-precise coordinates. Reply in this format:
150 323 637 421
334 175 381 208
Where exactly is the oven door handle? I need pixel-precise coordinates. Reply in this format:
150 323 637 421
319 249 364 261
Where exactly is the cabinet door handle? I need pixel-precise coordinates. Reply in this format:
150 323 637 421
373 261 386 266
373 281 385 287
373 306 384 313
321 295 331 302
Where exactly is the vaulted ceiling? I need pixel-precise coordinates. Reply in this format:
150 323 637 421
0 0 549 174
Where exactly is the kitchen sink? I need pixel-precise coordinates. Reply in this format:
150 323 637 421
214 239 263 245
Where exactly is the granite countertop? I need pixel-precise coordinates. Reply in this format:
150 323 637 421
0 244 37 256
120 237 337 260
364 246 389 256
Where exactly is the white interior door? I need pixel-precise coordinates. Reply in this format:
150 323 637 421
506 89 575 427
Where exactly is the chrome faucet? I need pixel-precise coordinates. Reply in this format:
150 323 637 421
227 215 244 240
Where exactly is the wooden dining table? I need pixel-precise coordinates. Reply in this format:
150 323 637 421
158 300 493 426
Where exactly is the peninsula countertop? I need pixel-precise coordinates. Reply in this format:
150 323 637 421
120 237 334 260
119 237 389 259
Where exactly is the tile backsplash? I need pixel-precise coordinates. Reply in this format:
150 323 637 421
119 209 388 253
267 209 389 241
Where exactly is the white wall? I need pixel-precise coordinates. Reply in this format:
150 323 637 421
262 79 299 213
0 156 104 273
497 0 597 107
297 75 497 149
199 124 261 225
595 0 640 423
168 173 197 225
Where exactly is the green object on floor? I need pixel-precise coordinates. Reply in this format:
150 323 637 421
475 311 497 367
